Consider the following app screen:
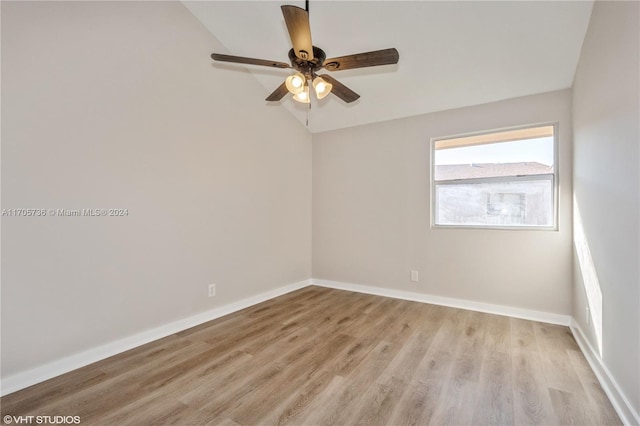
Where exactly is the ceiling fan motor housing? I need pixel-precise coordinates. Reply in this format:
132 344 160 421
288 46 326 79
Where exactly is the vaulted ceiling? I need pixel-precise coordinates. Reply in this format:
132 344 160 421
184 1 593 133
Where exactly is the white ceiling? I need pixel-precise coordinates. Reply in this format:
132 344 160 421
184 1 593 133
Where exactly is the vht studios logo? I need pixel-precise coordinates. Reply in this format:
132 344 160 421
3 415 80 424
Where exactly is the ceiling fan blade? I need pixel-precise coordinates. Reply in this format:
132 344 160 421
211 53 290 69
324 48 399 71
318 74 360 103
265 82 289 102
281 5 314 61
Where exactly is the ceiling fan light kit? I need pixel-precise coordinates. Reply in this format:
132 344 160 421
210 2 399 105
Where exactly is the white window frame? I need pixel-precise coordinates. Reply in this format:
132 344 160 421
430 123 559 231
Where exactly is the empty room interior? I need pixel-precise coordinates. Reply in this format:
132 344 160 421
1 1 639 425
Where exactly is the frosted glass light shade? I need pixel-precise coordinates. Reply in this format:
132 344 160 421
285 72 306 95
312 77 332 99
292 85 310 104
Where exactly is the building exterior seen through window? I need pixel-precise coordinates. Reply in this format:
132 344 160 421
432 125 556 229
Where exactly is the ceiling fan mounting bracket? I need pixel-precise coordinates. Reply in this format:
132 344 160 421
324 62 339 71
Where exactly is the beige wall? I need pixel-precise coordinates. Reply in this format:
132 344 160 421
313 90 573 315
1 1 311 377
572 1 640 416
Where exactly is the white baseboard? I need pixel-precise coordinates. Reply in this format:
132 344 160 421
0 279 311 397
0 277 595 403
570 320 640 426
311 278 571 326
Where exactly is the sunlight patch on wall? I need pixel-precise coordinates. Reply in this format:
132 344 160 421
573 195 603 356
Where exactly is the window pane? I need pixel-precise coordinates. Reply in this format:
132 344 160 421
432 125 556 229
435 177 554 226
435 137 554 170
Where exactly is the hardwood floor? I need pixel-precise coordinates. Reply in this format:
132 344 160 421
1 286 621 425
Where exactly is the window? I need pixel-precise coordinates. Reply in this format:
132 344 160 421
432 125 557 229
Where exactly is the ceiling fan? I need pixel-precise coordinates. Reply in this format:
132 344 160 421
210 1 399 104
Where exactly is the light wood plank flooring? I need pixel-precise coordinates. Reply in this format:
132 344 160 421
1 286 621 425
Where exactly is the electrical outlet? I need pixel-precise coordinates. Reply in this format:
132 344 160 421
585 306 590 325
410 270 419 282
208 284 216 298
